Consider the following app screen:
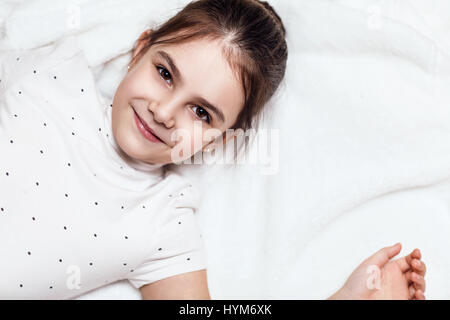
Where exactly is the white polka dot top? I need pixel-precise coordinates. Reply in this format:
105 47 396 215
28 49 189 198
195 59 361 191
0 36 207 299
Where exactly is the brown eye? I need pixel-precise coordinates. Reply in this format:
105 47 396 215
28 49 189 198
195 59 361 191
157 66 172 84
192 105 211 124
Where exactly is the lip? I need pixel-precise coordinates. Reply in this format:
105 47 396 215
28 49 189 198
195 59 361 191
132 109 164 144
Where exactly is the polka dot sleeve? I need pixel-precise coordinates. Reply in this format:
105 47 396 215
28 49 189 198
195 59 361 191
0 36 82 98
126 182 208 290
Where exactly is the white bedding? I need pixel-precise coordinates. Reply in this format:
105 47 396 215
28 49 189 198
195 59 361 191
1 0 450 299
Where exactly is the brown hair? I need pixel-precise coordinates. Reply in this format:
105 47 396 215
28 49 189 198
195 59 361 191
130 0 288 158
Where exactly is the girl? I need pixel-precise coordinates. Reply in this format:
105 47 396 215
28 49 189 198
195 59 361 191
0 0 426 300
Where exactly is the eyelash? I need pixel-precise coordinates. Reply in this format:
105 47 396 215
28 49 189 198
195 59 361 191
155 65 212 124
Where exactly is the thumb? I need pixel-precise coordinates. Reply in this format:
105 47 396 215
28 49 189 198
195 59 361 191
365 242 402 268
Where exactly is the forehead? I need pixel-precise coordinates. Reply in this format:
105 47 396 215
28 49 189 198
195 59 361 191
146 38 244 128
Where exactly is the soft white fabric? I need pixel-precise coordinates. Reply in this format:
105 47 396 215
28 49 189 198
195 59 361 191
1 0 450 300
0 36 206 299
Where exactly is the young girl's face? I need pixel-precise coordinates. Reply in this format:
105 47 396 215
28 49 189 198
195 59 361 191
111 30 245 165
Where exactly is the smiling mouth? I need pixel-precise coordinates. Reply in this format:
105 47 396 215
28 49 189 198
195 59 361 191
132 107 165 144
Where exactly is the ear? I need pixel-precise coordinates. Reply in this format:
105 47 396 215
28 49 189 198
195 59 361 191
132 29 153 61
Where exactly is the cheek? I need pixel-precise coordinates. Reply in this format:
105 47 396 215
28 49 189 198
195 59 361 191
186 128 205 154
174 127 210 155
121 71 164 99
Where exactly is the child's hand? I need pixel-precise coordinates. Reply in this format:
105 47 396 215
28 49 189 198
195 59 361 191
329 243 426 300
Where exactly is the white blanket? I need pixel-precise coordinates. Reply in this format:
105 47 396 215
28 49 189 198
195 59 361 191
2 0 450 299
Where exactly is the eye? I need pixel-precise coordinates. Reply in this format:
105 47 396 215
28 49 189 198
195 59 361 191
192 105 211 124
156 65 172 85
155 64 211 124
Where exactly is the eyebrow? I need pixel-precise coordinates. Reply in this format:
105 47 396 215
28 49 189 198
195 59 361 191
155 50 226 124
156 50 183 83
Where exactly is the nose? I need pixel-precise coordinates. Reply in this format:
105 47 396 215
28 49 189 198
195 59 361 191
148 100 175 128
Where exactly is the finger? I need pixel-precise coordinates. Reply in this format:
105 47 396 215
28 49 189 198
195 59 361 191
411 259 426 277
398 248 422 273
406 271 426 292
409 284 416 299
405 270 413 283
412 248 422 260
403 249 418 269
367 243 402 268
395 256 411 273
415 289 425 300
414 273 426 293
